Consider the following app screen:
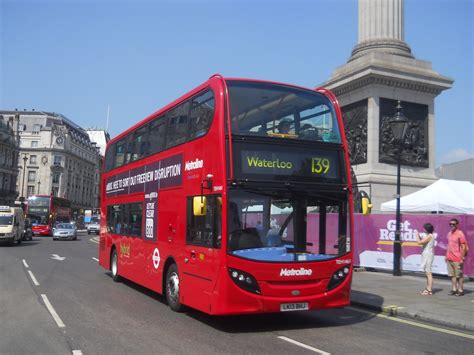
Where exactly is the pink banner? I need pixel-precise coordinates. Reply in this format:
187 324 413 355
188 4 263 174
354 214 473 276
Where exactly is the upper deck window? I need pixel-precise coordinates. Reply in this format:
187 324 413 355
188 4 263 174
226 81 341 143
104 89 215 172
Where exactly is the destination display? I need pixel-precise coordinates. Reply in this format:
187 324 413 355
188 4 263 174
234 143 342 182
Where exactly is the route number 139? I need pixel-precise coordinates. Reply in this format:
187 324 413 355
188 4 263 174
311 157 330 174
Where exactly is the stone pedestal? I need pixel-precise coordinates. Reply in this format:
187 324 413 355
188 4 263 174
321 0 453 211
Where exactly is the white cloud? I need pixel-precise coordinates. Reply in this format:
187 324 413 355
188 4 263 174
438 148 474 166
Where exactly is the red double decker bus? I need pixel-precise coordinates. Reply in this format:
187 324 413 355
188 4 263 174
27 195 72 235
99 75 353 315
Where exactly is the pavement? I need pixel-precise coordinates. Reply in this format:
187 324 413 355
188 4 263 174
351 269 474 332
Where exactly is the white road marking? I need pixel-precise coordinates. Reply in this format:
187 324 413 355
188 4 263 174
41 294 65 328
89 237 99 244
27 270 40 286
348 306 474 340
22 259 29 268
72 350 83 355
51 254 66 261
92 257 99 262
277 336 331 354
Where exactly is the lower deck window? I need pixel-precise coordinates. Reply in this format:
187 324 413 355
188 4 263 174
106 202 143 237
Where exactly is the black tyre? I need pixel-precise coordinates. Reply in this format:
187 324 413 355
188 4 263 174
110 249 121 282
165 264 184 312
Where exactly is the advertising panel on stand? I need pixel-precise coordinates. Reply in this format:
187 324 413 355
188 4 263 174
354 214 473 276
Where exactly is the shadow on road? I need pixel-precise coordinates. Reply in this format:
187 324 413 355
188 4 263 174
107 272 381 333
186 303 379 333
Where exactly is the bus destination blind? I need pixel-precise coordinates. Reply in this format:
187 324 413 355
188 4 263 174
240 149 340 180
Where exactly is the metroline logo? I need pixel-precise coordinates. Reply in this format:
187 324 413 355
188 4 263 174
280 268 312 276
185 159 204 171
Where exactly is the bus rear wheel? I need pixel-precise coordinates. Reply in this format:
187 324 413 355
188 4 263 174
166 264 184 312
111 249 121 282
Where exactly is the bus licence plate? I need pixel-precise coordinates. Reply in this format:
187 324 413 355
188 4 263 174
280 302 309 312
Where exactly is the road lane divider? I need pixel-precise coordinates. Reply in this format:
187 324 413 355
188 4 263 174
92 257 99 262
277 336 331 354
22 259 29 268
72 350 83 355
348 306 474 340
27 270 40 286
41 294 65 328
90 237 99 244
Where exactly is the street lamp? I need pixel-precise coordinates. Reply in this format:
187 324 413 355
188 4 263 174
37 180 41 195
20 153 29 211
388 101 409 276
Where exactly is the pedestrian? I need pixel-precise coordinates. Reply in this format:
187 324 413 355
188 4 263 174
445 218 468 296
415 223 435 295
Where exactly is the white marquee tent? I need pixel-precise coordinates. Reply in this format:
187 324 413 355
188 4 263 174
380 179 474 214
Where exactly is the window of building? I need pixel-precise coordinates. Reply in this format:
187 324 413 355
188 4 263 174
52 172 60 184
31 141 38 148
30 155 37 165
33 124 42 134
28 170 36 182
53 155 62 166
27 185 35 197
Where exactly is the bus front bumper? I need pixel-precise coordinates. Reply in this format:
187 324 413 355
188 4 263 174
211 273 352 315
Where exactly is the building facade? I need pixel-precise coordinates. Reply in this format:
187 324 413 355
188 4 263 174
436 158 474 183
0 113 20 206
0 110 102 217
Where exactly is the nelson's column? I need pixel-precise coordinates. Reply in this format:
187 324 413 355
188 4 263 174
322 0 453 211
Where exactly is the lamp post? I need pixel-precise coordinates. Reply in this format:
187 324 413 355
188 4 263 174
389 101 409 276
20 153 29 211
37 180 41 195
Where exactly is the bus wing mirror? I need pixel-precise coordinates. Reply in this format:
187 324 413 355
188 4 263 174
361 196 372 215
193 196 207 216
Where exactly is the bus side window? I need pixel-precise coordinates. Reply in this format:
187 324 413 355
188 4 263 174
128 203 143 237
115 139 126 168
125 139 133 164
148 116 167 154
189 90 215 139
132 126 148 161
107 204 122 234
105 143 116 171
166 102 189 148
187 195 221 248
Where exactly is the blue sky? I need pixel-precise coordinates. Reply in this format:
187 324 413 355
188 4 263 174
1 0 472 166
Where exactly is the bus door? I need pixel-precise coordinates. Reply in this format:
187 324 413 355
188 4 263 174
182 195 222 312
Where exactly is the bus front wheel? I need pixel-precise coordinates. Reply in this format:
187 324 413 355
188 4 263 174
166 264 184 312
111 249 121 282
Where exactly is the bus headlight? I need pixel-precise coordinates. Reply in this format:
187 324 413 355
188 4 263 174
228 268 261 295
327 266 350 291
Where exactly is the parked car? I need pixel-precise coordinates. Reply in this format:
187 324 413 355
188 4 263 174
87 220 100 235
53 223 77 240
